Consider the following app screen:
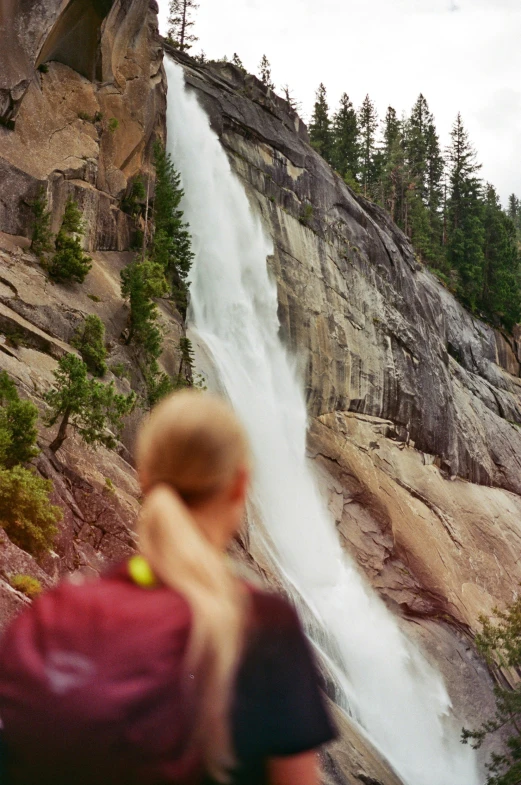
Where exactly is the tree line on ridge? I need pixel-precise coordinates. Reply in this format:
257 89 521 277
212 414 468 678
308 86 521 331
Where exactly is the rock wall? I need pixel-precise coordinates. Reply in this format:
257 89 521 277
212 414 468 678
0 0 165 250
167 48 521 777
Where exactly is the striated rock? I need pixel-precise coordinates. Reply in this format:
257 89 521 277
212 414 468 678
0 0 166 250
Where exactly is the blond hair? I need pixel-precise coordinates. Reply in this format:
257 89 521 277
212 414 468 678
135 390 250 782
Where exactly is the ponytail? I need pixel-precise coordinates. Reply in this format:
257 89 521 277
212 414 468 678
136 466 246 780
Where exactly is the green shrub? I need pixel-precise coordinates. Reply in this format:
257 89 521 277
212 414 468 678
121 178 146 217
48 232 92 284
130 229 144 251
78 111 91 122
30 187 53 258
1 326 26 349
37 63 49 74
298 203 314 226
72 315 107 376
0 371 39 468
61 197 83 234
462 599 521 784
110 363 131 380
0 465 61 555
108 117 119 133
120 260 168 355
104 477 116 495
9 574 42 599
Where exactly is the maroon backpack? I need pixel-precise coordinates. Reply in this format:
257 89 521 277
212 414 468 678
0 561 204 785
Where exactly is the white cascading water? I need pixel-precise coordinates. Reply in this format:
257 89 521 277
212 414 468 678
165 58 479 785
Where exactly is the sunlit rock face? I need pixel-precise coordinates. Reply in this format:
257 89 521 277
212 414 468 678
0 0 166 249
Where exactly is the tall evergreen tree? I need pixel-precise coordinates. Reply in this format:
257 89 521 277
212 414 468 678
330 93 359 185
425 118 444 254
309 83 333 164
378 108 409 227
382 107 400 155
507 193 521 242
481 185 521 328
167 0 199 51
258 55 275 90
357 95 378 198
400 95 444 264
150 142 194 313
405 94 430 200
446 113 484 310
507 193 519 223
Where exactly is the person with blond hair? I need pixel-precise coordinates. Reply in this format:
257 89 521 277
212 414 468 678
0 390 336 785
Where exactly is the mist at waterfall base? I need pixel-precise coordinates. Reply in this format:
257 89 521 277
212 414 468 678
165 58 479 785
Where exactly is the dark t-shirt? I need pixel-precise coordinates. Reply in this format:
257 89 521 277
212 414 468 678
222 588 337 784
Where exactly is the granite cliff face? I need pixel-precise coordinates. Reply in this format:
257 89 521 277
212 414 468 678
166 48 521 774
0 0 165 249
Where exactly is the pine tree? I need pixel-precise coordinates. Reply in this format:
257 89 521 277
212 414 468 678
29 187 53 258
61 197 83 234
258 55 275 90
462 599 521 785
44 354 135 453
231 53 246 73
481 184 521 328
400 95 444 264
281 85 301 113
120 260 168 357
507 194 519 223
72 315 107 377
150 142 194 314
167 0 199 51
331 93 359 184
0 372 39 468
379 108 407 224
382 107 400 155
405 94 430 201
446 113 484 310
309 84 332 164
507 194 521 243
425 119 444 261
48 197 92 284
357 95 379 197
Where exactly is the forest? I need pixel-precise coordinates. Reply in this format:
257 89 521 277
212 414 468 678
306 84 521 330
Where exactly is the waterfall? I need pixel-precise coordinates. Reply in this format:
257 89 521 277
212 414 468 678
165 58 479 785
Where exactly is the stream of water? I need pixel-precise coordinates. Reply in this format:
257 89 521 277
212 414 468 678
165 57 479 785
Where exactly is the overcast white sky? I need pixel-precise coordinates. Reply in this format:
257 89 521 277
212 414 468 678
158 0 521 206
